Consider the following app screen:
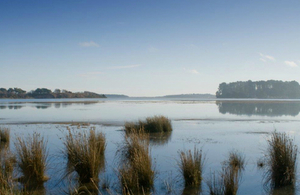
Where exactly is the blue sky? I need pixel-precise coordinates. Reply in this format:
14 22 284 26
1 0 300 96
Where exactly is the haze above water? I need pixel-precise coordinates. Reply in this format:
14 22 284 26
1 98 300 194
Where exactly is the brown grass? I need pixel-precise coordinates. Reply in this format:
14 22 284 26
119 130 154 194
124 115 172 133
265 131 297 188
64 127 106 184
15 133 48 189
0 150 16 193
0 127 10 143
179 147 204 187
208 151 244 195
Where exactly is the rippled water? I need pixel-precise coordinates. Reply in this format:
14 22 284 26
1 98 300 194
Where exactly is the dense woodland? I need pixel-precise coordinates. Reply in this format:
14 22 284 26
216 80 300 99
0 88 106 99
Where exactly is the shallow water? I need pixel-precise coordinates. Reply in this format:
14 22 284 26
1 98 300 194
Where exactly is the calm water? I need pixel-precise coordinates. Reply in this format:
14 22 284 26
1 98 300 194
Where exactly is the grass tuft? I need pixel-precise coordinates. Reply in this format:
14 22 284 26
119 130 154 194
15 133 48 189
265 131 297 188
0 150 16 193
207 151 244 195
0 127 10 143
179 147 204 187
64 127 106 184
125 115 172 133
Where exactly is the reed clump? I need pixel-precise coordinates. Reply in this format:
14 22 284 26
0 127 10 143
265 131 297 188
208 151 244 195
124 115 172 133
64 127 106 184
179 147 204 187
119 130 154 194
0 150 16 193
15 133 48 189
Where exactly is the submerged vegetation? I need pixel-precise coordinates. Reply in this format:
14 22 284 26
264 131 297 189
64 127 106 184
125 115 172 133
14 133 48 190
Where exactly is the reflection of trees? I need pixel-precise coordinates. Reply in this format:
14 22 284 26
0 106 7 109
35 103 52 109
149 132 172 146
216 101 300 117
8 105 23 110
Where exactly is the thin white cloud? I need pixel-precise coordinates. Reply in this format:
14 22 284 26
259 53 275 62
285 61 298 67
108 64 141 70
79 41 99 48
260 58 267 62
184 68 199 74
79 71 102 77
148 47 159 53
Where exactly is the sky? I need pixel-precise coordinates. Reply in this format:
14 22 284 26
1 0 300 96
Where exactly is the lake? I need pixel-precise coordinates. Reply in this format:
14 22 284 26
1 98 300 194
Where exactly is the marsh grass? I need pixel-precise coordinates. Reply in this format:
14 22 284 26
179 147 204 187
207 151 244 195
0 127 10 143
119 130 154 194
265 131 297 188
0 150 16 193
124 115 172 133
68 178 100 195
64 127 106 184
15 133 48 189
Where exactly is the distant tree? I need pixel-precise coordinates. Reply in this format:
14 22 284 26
54 89 61 93
216 80 300 99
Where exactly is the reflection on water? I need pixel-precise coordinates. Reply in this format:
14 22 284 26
217 101 300 117
182 185 202 195
149 132 172 146
270 186 295 195
0 101 98 110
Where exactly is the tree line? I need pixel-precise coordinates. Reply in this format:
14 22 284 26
216 80 300 99
0 88 106 99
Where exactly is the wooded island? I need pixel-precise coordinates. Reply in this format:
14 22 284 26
0 88 106 99
216 80 300 99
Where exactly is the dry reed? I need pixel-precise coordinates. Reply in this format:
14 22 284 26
265 131 297 188
179 147 204 187
64 127 106 184
119 129 154 194
15 133 48 189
